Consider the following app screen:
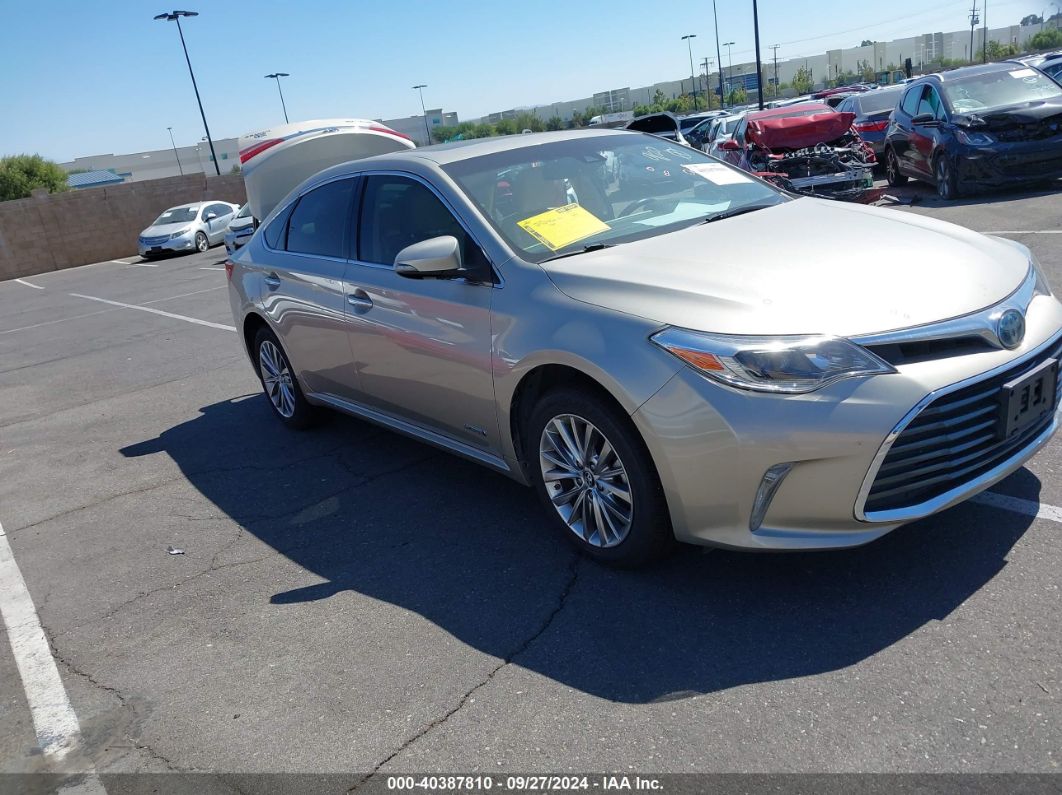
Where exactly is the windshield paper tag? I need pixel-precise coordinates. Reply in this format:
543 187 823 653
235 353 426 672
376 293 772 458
517 204 610 251
683 162 753 185
1008 68 1036 78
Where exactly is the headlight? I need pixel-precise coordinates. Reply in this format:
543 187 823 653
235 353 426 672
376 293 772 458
169 229 190 239
651 328 895 394
955 129 994 146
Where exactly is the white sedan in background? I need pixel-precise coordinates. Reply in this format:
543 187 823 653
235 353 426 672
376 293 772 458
137 201 239 259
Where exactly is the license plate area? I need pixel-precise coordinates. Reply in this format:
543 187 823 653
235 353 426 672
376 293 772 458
999 358 1058 439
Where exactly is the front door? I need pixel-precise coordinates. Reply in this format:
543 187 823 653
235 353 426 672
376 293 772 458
343 174 498 452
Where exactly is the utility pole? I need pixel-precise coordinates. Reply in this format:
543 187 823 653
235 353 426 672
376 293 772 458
166 127 184 176
983 0 988 62
682 34 698 110
769 44 780 99
969 1 979 65
702 57 713 106
412 84 431 145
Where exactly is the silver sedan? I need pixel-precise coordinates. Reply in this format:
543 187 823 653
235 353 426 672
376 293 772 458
138 201 238 259
226 130 1062 566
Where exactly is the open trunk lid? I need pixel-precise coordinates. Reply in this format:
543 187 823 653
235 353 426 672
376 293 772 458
238 119 416 221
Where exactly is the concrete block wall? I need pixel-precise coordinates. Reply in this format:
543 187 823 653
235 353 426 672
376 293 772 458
0 173 246 281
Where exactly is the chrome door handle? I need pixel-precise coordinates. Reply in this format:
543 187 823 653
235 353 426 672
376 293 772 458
347 290 373 310
264 272 281 289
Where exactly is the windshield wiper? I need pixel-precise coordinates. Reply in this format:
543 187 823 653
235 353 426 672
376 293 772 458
541 243 614 262
699 204 778 225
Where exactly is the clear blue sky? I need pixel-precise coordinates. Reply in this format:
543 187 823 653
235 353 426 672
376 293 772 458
0 0 1042 161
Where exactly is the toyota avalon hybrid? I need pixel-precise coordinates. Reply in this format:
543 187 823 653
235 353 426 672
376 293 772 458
225 129 1062 566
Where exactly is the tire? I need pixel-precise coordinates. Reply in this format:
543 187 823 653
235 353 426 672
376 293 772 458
885 147 908 186
195 231 209 252
253 326 317 430
527 388 673 567
934 154 961 201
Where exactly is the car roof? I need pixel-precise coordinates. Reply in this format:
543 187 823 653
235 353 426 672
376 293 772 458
915 62 1028 84
384 129 636 165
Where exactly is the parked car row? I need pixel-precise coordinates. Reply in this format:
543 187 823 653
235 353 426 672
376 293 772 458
137 201 239 259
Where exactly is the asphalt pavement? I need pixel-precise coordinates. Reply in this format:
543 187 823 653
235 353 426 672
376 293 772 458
0 185 1059 791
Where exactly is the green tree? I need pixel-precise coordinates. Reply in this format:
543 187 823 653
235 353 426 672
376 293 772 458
791 65 814 94
1021 14 1043 25
472 123 496 138
652 89 667 106
546 115 564 131
0 154 70 201
494 118 518 135
568 110 587 128
1030 29 1062 50
860 39 876 47
984 40 1020 58
725 87 748 106
514 112 545 132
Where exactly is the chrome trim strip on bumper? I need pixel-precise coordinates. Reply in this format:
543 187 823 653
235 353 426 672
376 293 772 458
854 328 1062 523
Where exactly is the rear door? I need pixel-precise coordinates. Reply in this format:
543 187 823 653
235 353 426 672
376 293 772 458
890 85 922 174
908 85 948 178
259 177 363 399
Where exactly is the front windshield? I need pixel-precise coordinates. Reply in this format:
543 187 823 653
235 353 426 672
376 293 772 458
943 68 1062 113
152 207 198 225
236 204 252 218
443 133 785 262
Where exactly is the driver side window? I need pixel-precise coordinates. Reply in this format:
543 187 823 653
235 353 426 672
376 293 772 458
357 175 482 268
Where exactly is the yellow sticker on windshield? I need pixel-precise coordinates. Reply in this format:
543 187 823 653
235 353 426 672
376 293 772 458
517 204 611 251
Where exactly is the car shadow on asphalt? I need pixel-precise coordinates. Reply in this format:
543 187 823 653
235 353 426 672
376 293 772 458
121 395 1039 705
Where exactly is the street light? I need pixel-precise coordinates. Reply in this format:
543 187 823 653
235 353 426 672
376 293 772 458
153 10 219 176
681 34 698 110
166 126 183 175
724 41 735 104
264 72 290 123
412 84 431 145
711 0 725 109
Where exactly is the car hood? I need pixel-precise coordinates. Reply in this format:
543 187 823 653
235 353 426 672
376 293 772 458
541 198 1029 337
140 222 194 237
955 96 1062 128
228 217 254 231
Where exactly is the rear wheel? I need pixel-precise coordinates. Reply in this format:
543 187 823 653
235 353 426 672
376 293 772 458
195 231 209 252
934 155 961 200
253 327 317 430
885 147 907 186
528 388 672 567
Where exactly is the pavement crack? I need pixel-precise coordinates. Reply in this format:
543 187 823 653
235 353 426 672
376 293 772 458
349 553 582 791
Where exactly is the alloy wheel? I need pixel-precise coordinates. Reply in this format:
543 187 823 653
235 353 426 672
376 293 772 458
935 158 952 200
196 232 209 252
539 414 633 548
886 150 899 183
259 339 296 418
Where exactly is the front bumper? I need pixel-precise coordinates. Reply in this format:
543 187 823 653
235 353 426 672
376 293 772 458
138 234 196 257
632 293 1062 550
955 137 1062 189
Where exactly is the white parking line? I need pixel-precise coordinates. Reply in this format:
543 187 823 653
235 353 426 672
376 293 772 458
988 230 1062 235
121 261 157 268
971 491 1062 523
0 520 84 759
199 267 225 271
69 293 236 332
14 278 44 290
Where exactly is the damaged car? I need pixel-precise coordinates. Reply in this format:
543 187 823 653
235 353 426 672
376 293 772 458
884 62 1062 200
718 103 877 201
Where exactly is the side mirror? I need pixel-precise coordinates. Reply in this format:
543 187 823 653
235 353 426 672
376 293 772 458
719 138 740 151
394 235 463 278
205 212 217 220
911 113 938 126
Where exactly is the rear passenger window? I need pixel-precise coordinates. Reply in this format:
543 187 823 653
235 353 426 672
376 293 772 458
263 205 291 249
286 179 356 258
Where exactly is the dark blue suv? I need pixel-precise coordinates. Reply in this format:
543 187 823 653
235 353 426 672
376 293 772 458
883 62 1062 200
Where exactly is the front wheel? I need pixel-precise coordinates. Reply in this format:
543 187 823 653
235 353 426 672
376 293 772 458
528 388 672 567
195 231 209 252
934 155 961 200
885 147 908 186
253 327 317 429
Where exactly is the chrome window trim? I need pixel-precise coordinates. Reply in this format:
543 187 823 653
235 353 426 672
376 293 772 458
852 263 1036 350
854 327 1062 523
344 169 504 287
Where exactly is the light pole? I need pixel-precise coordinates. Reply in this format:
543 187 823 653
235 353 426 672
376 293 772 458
681 34 698 110
154 10 219 176
265 73 290 123
752 0 764 109
711 0 725 109
166 126 184 175
412 84 431 145
724 41 735 104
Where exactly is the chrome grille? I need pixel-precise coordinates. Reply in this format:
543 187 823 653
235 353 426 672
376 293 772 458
864 339 1062 514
